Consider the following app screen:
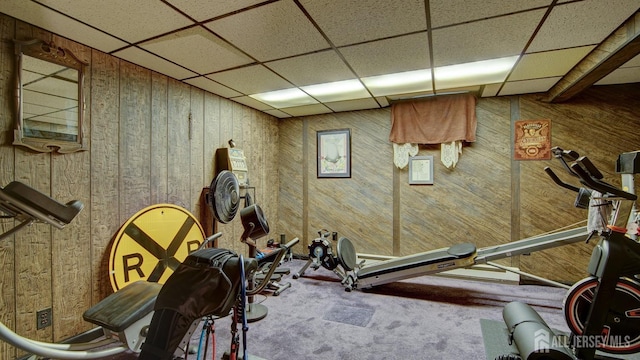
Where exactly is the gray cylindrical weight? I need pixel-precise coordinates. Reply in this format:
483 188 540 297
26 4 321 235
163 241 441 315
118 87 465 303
503 301 549 328
502 302 575 360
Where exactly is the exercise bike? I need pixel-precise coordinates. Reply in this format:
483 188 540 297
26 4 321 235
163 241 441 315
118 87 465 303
497 149 640 360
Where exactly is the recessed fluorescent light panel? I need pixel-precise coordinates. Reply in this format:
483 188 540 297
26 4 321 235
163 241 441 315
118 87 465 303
249 56 519 110
300 79 369 102
362 69 433 97
250 88 317 108
434 56 519 90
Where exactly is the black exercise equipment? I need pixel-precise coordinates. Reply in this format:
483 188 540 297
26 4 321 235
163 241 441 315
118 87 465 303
139 247 256 360
294 229 359 284
256 235 295 296
207 169 240 224
209 169 288 322
0 171 295 359
239 203 273 322
497 148 640 360
0 181 155 358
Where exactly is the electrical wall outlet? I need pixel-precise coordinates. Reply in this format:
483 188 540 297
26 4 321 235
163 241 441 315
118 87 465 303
36 308 52 329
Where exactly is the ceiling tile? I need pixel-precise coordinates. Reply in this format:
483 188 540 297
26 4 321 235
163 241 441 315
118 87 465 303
481 83 502 97
139 27 254 74
499 77 561 96
2 0 637 118
0 0 127 53
301 80 371 102
527 0 640 53
113 47 197 80
280 103 333 117
38 0 193 43
230 96 273 111
509 46 595 81
265 50 354 86
207 65 293 94
183 77 242 98
432 9 546 67
376 97 390 107
299 0 426 47
429 0 552 28
621 54 640 68
324 98 381 112
264 109 292 118
205 0 329 61
340 32 431 78
596 67 640 85
165 0 267 22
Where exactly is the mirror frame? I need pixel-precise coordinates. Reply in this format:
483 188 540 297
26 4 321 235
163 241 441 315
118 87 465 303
13 39 88 153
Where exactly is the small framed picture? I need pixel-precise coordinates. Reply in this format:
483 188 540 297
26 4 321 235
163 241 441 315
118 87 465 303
317 129 351 178
409 156 434 185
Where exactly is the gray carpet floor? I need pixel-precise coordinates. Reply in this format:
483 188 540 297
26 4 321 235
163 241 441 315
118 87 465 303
93 258 590 360
181 259 571 360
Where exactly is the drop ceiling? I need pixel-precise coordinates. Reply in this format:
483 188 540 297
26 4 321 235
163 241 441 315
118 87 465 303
1 0 639 118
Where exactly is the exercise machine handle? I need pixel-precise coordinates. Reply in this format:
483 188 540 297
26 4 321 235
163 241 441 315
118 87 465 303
576 156 604 180
544 167 580 193
247 237 299 296
551 146 581 178
198 232 224 250
551 146 580 161
570 161 637 201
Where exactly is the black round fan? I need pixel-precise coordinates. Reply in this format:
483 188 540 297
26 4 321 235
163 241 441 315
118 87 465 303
207 170 240 224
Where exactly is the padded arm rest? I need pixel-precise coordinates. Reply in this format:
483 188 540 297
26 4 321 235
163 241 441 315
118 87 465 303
0 181 84 228
83 281 162 332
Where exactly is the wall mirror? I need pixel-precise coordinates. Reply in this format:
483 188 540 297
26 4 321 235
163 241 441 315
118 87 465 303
14 39 88 153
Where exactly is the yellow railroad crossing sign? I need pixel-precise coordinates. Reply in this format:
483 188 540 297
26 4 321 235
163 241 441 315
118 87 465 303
108 204 205 291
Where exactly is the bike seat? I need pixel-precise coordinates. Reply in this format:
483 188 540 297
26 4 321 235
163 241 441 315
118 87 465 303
447 242 476 258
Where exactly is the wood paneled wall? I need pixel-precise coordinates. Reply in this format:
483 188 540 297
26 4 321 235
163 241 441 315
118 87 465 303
0 16 280 359
278 84 640 286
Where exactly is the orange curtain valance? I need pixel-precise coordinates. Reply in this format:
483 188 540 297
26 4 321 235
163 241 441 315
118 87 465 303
389 94 477 144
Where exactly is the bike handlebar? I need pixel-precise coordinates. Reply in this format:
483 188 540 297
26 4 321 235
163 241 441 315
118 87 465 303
576 156 603 180
544 167 581 193
545 147 638 204
570 159 637 201
551 146 581 179
551 146 579 162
